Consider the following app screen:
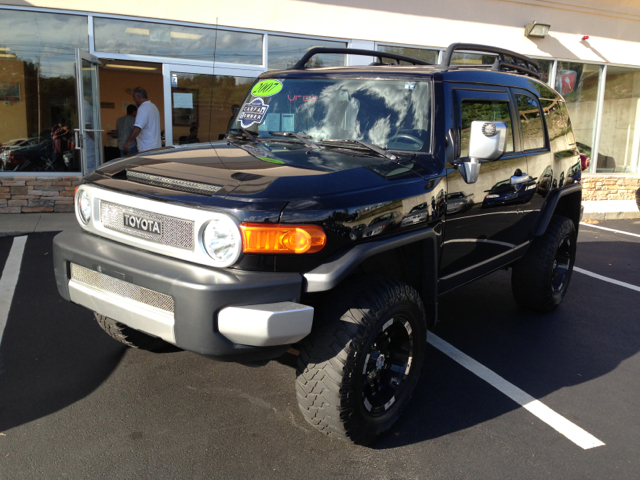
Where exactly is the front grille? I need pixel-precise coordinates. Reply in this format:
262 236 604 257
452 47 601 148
100 201 195 250
127 170 222 196
70 263 174 313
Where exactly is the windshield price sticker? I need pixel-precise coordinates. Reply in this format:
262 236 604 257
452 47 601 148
238 98 270 128
251 79 283 97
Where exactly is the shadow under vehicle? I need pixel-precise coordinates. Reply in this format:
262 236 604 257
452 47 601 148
52 43 583 447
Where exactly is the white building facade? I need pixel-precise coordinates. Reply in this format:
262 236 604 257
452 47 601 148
1 0 639 212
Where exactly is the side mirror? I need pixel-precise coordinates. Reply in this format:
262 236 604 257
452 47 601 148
469 121 507 161
456 121 508 185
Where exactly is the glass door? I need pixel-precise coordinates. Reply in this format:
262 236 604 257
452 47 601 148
75 49 103 173
162 64 261 147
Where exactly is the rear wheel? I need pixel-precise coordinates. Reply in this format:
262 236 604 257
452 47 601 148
95 313 169 352
511 215 576 312
296 275 427 445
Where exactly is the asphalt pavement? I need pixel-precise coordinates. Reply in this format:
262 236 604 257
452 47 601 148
0 219 639 479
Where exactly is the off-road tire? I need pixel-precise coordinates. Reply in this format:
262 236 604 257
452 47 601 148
296 275 427 445
511 215 576 312
95 313 168 352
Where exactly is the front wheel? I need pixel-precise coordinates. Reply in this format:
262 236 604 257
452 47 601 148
511 215 577 312
95 313 169 352
296 275 427 445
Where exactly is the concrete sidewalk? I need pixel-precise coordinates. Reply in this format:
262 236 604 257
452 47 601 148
1 200 638 236
0 213 77 237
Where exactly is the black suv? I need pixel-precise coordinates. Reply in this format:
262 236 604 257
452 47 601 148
53 44 582 445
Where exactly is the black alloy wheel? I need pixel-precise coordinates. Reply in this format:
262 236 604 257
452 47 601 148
296 275 427 445
551 235 572 294
360 316 414 416
512 215 577 312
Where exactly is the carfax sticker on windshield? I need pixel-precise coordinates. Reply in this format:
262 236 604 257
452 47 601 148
251 79 283 97
238 98 270 128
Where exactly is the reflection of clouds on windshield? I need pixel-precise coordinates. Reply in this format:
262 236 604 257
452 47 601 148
289 80 429 148
368 117 391 145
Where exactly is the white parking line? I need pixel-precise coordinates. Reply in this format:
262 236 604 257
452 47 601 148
574 267 640 293
0 235 27 346
580 223 640 239
427 332 605 450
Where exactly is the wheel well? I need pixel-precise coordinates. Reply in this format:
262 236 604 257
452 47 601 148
552 191 581 231
354 242 424 295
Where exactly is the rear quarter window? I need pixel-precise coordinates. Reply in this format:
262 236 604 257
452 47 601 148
541 100 576 153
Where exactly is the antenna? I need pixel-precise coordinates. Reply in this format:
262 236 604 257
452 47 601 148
208 17 218 144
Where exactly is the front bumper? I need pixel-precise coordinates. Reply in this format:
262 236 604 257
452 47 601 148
54 226 309 362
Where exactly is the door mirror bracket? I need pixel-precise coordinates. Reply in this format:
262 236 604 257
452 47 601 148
457 157 480 184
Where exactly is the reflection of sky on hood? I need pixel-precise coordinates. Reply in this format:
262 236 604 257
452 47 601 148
260 79 431 150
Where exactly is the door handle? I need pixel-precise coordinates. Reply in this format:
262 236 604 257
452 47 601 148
510 173 531 185
83 129 105 132
74 129 81 150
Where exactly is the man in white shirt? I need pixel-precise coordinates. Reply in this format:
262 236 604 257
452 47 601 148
123 87 162 153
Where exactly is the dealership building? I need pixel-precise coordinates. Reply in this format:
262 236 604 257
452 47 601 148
1 0 639 213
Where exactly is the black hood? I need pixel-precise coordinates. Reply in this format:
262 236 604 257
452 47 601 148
93 141 429 202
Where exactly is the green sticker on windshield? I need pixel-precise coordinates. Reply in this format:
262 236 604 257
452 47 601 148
251 80 283 97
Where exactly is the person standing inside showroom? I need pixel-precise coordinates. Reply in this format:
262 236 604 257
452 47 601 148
123 86 161 153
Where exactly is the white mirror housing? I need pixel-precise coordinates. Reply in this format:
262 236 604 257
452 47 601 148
468 121 507 161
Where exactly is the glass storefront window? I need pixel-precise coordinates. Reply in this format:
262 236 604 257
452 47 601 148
268 36 346 70
451 52 497 65
0 11 88 172
94 18 263 65
555 62 602 165
377 45 438 65
534 59 553 85
170 73 254 144
596 66 640 173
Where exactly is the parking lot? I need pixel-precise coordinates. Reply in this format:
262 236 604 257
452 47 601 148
1 219 639 479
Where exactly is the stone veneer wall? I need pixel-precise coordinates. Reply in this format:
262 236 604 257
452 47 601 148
2 174 639 213
0 176 81 214
582 175 640 201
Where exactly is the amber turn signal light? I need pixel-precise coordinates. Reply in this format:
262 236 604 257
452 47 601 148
239 223 326 254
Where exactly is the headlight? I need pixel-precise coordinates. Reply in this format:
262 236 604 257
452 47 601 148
76 188 91 224
202 213 242 267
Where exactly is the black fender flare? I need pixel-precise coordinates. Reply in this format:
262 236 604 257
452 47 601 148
303 228 440 323
533 183 582 236
303 228 439 300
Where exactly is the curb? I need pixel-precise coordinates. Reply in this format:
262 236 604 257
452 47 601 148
582 211 640 221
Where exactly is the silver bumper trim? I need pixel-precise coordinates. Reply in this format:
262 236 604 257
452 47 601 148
69 279 176 344
218 302 314 347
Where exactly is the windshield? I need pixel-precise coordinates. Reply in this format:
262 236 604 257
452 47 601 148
232 78 431 152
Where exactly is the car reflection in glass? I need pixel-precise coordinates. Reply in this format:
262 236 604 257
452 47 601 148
363 211 402 238
401 202 430 227
445 192 474 215
349 223 367 241
482 177 537 208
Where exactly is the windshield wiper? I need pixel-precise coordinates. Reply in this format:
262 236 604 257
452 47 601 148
320 139 397 160
269 131 322 150
227 128 259 143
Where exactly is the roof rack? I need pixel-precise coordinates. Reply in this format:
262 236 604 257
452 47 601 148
440 43 541 79
290 48 431 70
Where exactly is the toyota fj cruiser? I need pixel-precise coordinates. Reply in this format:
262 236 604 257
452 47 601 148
54 43 583 445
